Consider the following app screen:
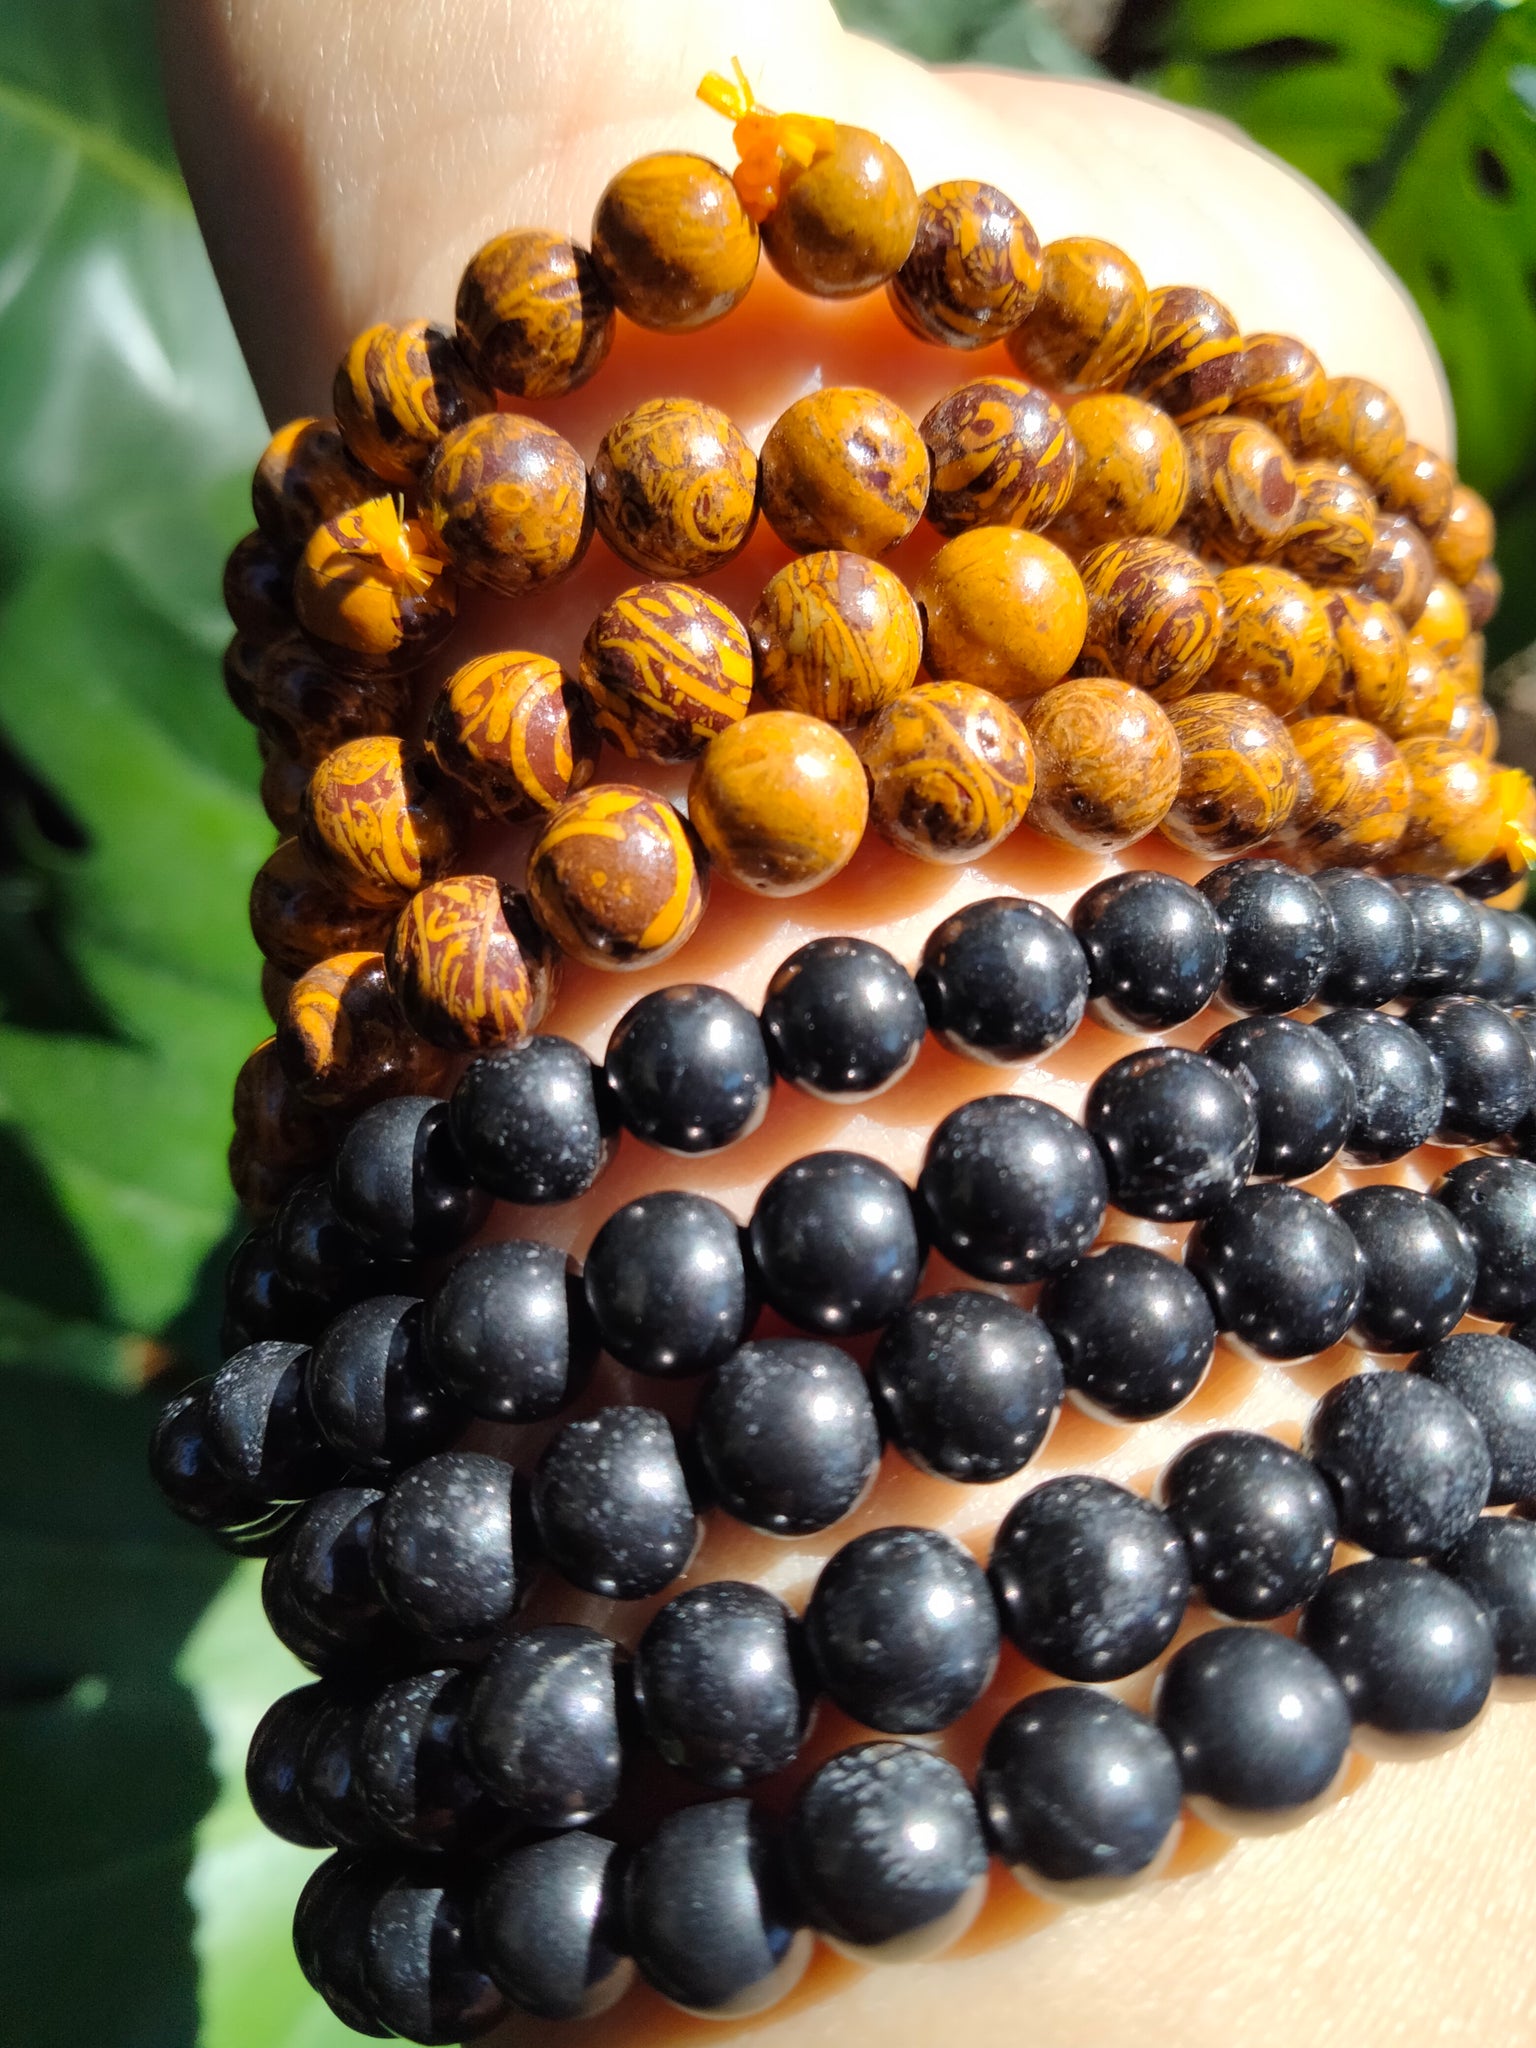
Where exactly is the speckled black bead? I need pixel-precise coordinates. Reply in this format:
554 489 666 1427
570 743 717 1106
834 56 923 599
1468 904 1516 1001
917 896 1088 1064
331 1096 489 1257
308 1295 466 1471
1440 1515 1536 1676
204 1338 339 1498
477 1833 634 2022
694 1337 881 1537
1333 1187 1476 1354
748 1151 923 1335
1315 871 1415 1008
584 1192 755 1377
1502 913 1536 1004
918 1095 1107 1282
871 1291 1063 1482
1300 1558 1495 1737
1085 1048 1258 1222
150 1385 270 1535
274 1175 390 1309
293 1854 392 2038
263 1545 368 1673
275 1484 401 1664
989 1476 1190 1681
979 1687 1183 1891
1434 1156 1536 1321
298 1693 380 1849
806 1525 999 1733
1188 1184 1365 1359
247 1684 331 1847
449 1035 618 1204
1313 1008 1445 1163
761 937 927 1100
1156 1627 1351 1816
1040 1245 1216 1424
1198 859 1335 1015
355 1666 506 1853
786 1743 988 1958
1412 1333 1536 1503
362 1866 507 2045
1305 1370 1491 1556
422 1240 597 1421
1394 877 1483 997
532 1406 697 1599
374 1451 525 1642
1159 1431 1336 1619
224 1227 318 1350
1202 1016 1355 1180
465 1623 622 1825
605 985 772 1152
1071 871 1226 1034
1410 996 1536 1143
636 1581 812 1787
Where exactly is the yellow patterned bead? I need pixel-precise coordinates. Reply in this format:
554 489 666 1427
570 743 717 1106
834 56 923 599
914 528 1086 700
420 413 591 597
1078 537 1224 702
292 498 457 676
750 551 921 725
1161 692 1299 856
1206 565 1334 717
1125 285 1242 424
1358 514 1435 627
248 837 394 976
920 376 1077 535
386 874 559 1050
689 712 869 896
1179 416 1298 564
1379 439 1455 538
591 397 758 577
1280 465 1377 583
591 152 759 331
1299 376 1407 490
1282 716 1411 869
455 228 615 397
1005 237 1149 396
1227 333 1326 452
860 682 1035 862
1434 485 1496 584
425 652 600 821
1312 592 1409 729
1024 677 1181 851
300 735 464 906
1050 395 1187 552
1412 577 1472 659
332 320 493 485
761 125 918 297
759 387 928 556
276 949 443 1109
580 581 754 762
526 785 706 969
889 179 1041 348
1383 647 1458 742
1388 738 1506 879
252 415 372 548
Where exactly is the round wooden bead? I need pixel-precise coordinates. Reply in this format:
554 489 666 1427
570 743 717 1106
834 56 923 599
1463 559 1502 633
252 415 371 549
232 1036 336 1171
333 320 493 485
580 581 753 762
420 413 590 597
223 530 295 639
455 228 615 396
889 179 1041 348
591 152 758 330
1282 716 1412 868
689 711 868 895
761 125 918 296
1206 565 1334 716
252 634 411 765
1023 677 1181 851
1413 578 1472 658
1078 537 1224 702
1384 648 1458 741
751 551 921 725
1180 416 1298 563
249 837 394 976
425 651 600 821
1124 285 1242 424
920 377 1077 535
292 498 457 675
1005 237 1149 395
1434 485 1495 584
1380 440 1455 538
1050 395 1188 551
758 388 927 555
276 949 441 1108
860 682 1035 862
914 529 1086 700
387 875 559 1049
300 735 464 905
1299 376 1406 490
526 785 706 968
1359 514 1435 626
1313 592 1409 728
1388 739 1505 879
1162 693 1300 856
591 397 758 576
258 738 308 836
1280 465 1376 583
1227 332 1326 451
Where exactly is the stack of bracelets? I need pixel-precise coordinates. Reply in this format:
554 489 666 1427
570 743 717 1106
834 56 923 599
151 59 1536 2044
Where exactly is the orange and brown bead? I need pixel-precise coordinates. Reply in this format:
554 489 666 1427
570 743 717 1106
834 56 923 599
756 124 919 298
1434 484 1496 585
1281 715 1411 869
758 387 928 556
419 412 590 598
751 550 921 725
259 736 309 836
276 948 442 1109
1005 237 1149 396
1023 676 1181 852
1161 692 1300 856
890 179 1041 347
1280 464 1376 583
1205 564 1334 717
591 152 759 331
251 416 373 550
1388 738 1510 879
1379 440 1455 538
914 528 1086 701
261 959 295 1028
300 734 464 906
1179 416 1298 563
1125 285 1242 424
251 634 412 766
1299 376 1406 489
859 681 1035 863
1227 333 1326 451
1078 537 1224 702
1412 577 1472 659
526 784 707 969
333 319 493 486
232 1036 337 1172
1358 513 1435 626
387 875 560 1050
1312 592 1409 730
223 529 296 640
1049 395 1187 552
228 1139 306 1220
920 376 1077 536
580 581 754 762
425 651 600 822
592 397 758 577
455 229 615 397
248 837 396 977
292 497 457 676
1463 559 1503 634
1381 646 1457 742
689 711 868 895
1446 690 1499 760
224 634 264 724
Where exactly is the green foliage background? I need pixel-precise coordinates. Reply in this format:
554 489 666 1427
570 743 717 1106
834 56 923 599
0 1 1532 2041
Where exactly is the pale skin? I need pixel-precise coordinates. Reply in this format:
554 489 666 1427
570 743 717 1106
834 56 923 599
158 3 1536 2042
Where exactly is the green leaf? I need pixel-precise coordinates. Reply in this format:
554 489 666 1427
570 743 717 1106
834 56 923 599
834 0 1104 74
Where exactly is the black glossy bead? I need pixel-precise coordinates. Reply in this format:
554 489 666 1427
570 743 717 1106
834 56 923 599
274 1174 388 1307
1313 1007 1445 1163
1201 1016 1355 1180
1395 875 1483 996
805 1526 999 1733
477 1833 634 2022
224 1227 316 1347
363 1867 506 2045
1412 1333 1536 1503
149 1386 267 1532
761 937 926 1100
374 1451 525 1642
1306 1370 1491 1556
605 984 772 1152
786 1743 988 1956
262 1544 358 1673
1156 1627 1350 1815
1333 1187 1476 1354
1300 1558 1495 1737
1085 1047 1258 1222
1039 1245 1215 1423
1468 903 1516 1001
247 1683 330 1847
1315 870 1415 1007
1501 913 1536 1004
293 1854 392 2038
276 1484 400 1663
748 1151 923 1336
989 1476 1190 1681
1434 1156 1536 1321
422 1240 597 1421
1071 870 1226 1033
635 1581 811 1787
308 1295 465 1472
624 1799 809 2017
1187 1184 1365 1359
694 1338 881 1537
532 1406 697 1598
1198 858 1335 1014
356 1666 506 1853
1159 1431 1336 1619
871 1291 1063 1482
979 1687 1182 1890
331 1095 490 1257
299 1692 381 1850
583 1193 754 1377
465 1623 622 1824
204 1338 339 1498
1410 995 1535 1142
917 895 1088 1064
1440 1515 1536 1675
917 1095 1107 1282
449 1035 618 1203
